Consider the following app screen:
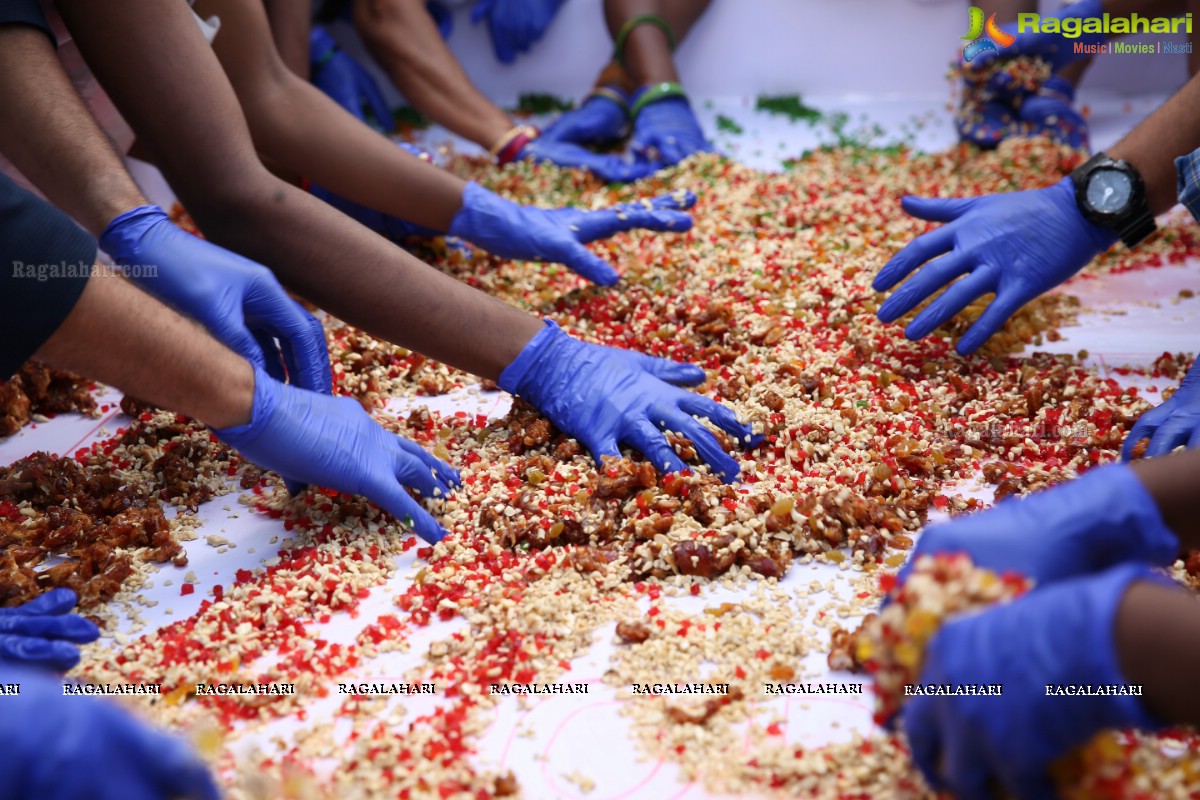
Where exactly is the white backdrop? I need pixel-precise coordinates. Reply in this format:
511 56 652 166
330 0 1192 106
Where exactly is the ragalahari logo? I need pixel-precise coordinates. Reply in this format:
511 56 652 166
962 7 1016 62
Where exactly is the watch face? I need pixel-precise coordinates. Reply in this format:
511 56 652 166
1086 169 1133 215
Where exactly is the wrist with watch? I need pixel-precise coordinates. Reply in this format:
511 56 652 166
1069 152 1157 248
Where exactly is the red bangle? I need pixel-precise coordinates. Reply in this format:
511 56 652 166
496 127 539 165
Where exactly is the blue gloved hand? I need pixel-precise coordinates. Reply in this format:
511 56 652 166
0 666 220 800
540 90 630 147
630 95 712 168
100 206 332 396
449 182 694 285
0 589 98 672
903 562 1165 799
966 0 1104 87
310 25 393 131
214 369 459 544
1124 356 1200 460
519 136 660 183
499 320 760 482
899 464 1178 588
873 177 1115 355
1018 76 1089 149
955 96 1021 149
471 0 566 63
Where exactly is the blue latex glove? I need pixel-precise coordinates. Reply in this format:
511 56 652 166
903 563 1165 799
499 320 760 482
426 1 454 40
471 0 566 63
898 464 1178 588
0 589 98 672
1018 76 1089 149
1124 356 1200 459
630 95 713 168
449 182 694 285
0 666 219 800
955 97 1021 149
966 0 1104 88
310 25 393 131
540 91 630 147
100 206 332 396
873 177 1115 355
214 369 459 544
519 136 660 183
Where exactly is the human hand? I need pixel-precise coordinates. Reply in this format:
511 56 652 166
1124 357 1200 460
214 369 460 543
898 464 1177 587
540 90 629 147
630 95 712 168
100 205 332 395
873 177 1115 355
499 320 760 482
903 562 1164 798
1017 76 1089 149
518 136 659 183
448 182 694 284
0 589 98 672
0 666 220 800
963 0 1104 86
471 0 567 63
310 25 392 131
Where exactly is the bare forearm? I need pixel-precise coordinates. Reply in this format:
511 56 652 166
57 0 541 380
202 0 464 230
603 0 712 85
1109 71 1200 215
0 26 145 235
35 275 253 428
1130 448 1200 551
353 0 512 150
1115 580 1200 725
263 0 311 80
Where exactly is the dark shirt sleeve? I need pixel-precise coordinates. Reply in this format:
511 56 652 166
0 0 55 45
0 174 95 379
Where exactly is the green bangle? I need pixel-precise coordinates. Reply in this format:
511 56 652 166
630 81 687 120
613 14 676 69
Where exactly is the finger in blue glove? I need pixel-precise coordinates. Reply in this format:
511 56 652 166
1125 356 1200 459
6 666 220 800
1018 76 1089 150
214 369 459 544
519 136 661 183
897 463 1178 588
540 91 630 147
449 183 693 285
873 178 1115 354
903 562 1166 798
630 95 713 168
499 320 760 482
100 206 333 397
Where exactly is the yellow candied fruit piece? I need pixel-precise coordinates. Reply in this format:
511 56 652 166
885 553 907 567
771 497 795 516
433 444 451 462
163 685 192 706
904 609 939 641
547 522 564 539
855 638 875 663
526 468 546 485
894 640 921 670
825 551 845 564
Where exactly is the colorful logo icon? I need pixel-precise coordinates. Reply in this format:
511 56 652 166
962 7 1016 62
